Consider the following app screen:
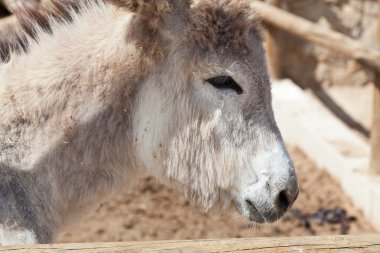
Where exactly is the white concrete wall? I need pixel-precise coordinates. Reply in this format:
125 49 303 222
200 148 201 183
272 79 380 231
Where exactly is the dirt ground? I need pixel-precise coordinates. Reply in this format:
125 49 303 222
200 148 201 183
58 147 374 243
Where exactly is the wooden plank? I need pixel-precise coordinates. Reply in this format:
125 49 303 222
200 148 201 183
251 1 380 73
1 235 380 252
265 0 283 79
370 0 380 175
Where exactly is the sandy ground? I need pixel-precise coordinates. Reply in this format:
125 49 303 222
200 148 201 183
57 147 374 243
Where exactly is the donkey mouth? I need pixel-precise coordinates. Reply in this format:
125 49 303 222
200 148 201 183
234 199 266 223
235 199 289 223
244 199 266 223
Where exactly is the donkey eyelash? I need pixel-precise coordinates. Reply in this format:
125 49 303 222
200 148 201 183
206 76 244 95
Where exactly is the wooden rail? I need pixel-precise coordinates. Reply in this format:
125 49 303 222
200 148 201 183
252 0 380 174
251 1 380 72
0 234 379 252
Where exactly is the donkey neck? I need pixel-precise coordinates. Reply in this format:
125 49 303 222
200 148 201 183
0 2 134 163
0 2 142 226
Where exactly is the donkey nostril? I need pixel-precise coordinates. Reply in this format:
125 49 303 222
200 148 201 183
276 190 290 212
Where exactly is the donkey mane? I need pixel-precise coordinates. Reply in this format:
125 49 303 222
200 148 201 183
0 0 262 63
0 0 181 62
0 0 81 62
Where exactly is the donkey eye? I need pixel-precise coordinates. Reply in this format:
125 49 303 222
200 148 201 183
206 76 243 95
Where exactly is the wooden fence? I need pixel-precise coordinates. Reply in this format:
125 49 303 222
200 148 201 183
0 1 379 252
252 0 380 175
0 234 379 252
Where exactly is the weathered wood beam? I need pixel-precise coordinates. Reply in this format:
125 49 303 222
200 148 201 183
1 234 380 252
371 73 380 174
251 1 380 73
264 0 283 80
370 0 380 175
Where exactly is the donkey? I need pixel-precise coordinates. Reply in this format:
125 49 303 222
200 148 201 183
0 0 299 245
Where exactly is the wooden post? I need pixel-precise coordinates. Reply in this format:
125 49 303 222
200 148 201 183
370 1 380 175
265 0 283 80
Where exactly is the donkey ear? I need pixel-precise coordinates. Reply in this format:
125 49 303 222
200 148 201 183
109 0 191 33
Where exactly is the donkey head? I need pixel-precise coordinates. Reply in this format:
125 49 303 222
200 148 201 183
126 0 298 223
